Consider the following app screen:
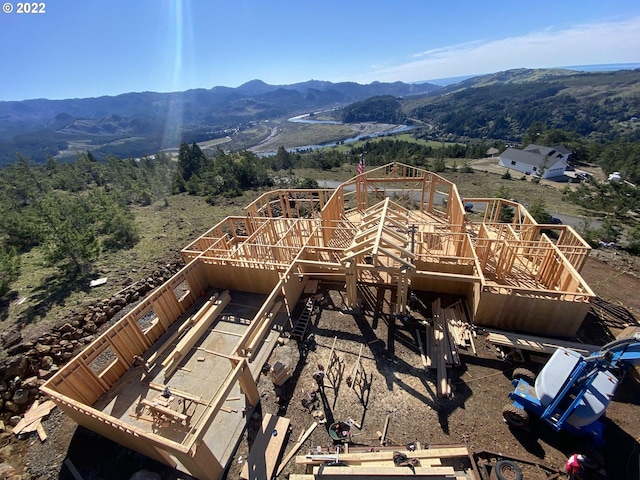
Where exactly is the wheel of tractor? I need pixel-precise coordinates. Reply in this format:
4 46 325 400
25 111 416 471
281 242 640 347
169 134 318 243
511 367 536 384
490 459 523 480
502 404 529 428
579 449 604 470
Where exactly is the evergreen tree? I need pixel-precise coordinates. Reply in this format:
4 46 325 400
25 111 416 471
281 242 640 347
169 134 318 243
527 199 552 223
0 245 20 297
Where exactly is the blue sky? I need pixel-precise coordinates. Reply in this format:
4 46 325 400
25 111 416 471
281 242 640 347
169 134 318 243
1 0 640 101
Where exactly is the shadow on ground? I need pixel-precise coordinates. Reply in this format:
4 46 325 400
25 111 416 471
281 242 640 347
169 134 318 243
16 271 94 325
59 426 197 480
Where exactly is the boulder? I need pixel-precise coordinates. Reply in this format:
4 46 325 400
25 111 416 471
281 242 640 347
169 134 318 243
3 401 19 413
35 344 52 355
12 389 29 405
7 415 21 427
40 356 54 370
1 331 22 349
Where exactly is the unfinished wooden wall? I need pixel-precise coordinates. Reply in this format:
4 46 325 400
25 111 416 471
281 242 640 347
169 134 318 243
411 274 476 299
282 271 307 310
446 182 465 234
45 312 152 406
474 288 591 337
201 262 281 294
43 260 215 407
321 187 345 245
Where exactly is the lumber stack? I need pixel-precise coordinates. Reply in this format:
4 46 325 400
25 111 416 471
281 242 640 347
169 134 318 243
431 299 451 397
311 465 459 478
268 361 293 386
425 299 475 397
442 300 477 357
485 328 598 356
12 400 57 441
296 445 472 478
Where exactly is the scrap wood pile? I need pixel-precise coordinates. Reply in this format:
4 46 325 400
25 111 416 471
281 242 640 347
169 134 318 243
11 399 57 441
294 445 473 478
421 299 476 397
268 361 293 386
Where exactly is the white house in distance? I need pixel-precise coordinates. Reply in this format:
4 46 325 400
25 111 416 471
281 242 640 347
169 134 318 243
498 144 571 179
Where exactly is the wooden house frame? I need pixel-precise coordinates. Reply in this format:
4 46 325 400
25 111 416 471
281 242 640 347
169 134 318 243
41 162 593 479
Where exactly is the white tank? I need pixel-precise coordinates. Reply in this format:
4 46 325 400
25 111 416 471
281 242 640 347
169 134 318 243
535 348 619 428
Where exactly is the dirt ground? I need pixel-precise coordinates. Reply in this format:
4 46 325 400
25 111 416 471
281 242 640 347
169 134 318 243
228 252 640 480
4 251 640 480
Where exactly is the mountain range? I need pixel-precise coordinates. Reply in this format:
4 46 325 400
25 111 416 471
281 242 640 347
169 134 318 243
1 66 640 166
0 79 440 165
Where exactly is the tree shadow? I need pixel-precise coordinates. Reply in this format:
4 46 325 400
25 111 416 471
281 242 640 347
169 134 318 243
0 290 19 322
16 270 94 325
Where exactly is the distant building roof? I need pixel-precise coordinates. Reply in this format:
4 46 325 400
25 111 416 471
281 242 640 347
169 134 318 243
552 145 572 155
500 147 548 169
524 143 571 158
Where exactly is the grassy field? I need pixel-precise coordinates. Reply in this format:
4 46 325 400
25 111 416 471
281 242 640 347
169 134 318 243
251 122 354 152
325 133 462 154
3 192 258 341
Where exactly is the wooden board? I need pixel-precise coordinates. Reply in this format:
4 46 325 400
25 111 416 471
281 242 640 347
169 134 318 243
485 328 599 356
241 413 290 480
296 446 470 465
12 400 57 435
304 279 319 294
276 421 318 476
311 465 456 478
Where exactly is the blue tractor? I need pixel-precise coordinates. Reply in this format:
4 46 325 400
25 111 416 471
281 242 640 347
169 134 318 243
502 336 640 447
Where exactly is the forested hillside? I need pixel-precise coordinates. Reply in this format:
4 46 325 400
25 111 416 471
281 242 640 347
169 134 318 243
0 144 276 301
405 69 640 141
342 96 406 124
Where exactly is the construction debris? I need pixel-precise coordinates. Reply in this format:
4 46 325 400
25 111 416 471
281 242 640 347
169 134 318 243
380 414 391 446
268 361 293 386
12 400 56 440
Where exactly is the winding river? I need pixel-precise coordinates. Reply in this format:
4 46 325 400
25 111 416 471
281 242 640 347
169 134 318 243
253 112 413 156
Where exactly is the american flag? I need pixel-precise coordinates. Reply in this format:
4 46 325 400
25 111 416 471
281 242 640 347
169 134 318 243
357 153 365 175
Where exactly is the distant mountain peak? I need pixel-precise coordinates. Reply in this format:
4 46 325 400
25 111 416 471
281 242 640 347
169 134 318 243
238 79 269 88
236 79 274 95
